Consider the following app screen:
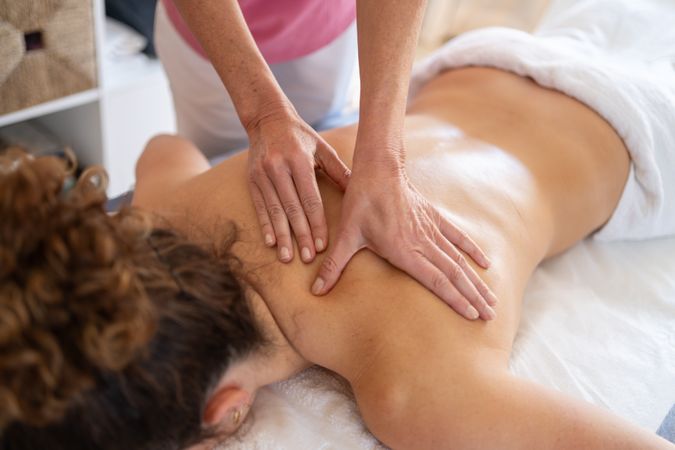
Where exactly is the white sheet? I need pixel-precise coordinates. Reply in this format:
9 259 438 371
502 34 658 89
219 237 675 449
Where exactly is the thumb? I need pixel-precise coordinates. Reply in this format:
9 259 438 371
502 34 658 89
311 226 361 296
316 142 351 191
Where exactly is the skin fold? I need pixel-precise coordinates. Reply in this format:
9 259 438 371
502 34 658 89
133 67 673 449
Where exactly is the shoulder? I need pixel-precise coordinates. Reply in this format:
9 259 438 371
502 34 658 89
349 352 417 449
132 134 211 208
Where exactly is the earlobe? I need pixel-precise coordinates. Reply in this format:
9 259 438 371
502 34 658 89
202 386 251 429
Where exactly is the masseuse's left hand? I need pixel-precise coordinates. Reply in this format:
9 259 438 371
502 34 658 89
311 151 498 321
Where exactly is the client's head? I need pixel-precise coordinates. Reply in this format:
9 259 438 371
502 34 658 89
0 150 265 449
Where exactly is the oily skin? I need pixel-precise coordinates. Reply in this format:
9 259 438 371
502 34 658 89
134 68 672 448
170 0 496 319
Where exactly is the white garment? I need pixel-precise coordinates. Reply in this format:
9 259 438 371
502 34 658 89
154 2 358 159
410 0 675 241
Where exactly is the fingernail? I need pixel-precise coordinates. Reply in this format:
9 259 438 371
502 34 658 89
311 277 324 295
264 234 274 246
466 305 480 320
280 247 291 262
487 291 499 306
315 238 324 252
484 306 497 320
301 247 312 262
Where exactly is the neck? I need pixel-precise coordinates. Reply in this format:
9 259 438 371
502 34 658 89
237 287 311 390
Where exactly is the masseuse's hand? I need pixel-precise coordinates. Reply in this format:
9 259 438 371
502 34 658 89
246 105 351 263
311 162 499 321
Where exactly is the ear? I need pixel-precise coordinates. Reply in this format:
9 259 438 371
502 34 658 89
202 386 252 429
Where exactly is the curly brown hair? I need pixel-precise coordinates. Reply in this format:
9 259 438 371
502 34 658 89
0 149 264 449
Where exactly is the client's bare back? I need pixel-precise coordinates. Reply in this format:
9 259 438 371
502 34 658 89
215 67 631 368
140 67 667 448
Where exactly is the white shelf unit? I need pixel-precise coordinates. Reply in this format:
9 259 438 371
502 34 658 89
0 0 176 197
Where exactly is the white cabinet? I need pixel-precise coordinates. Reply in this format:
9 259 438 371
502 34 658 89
0 0 176 197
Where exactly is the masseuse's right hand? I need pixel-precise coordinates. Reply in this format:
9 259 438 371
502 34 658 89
171 0 351 265
246 104 352 264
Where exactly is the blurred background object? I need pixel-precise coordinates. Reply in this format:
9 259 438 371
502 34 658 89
105 0 158 57
105 16 149 59
0 0 174 198
0 0 97 115
0 121 65 157
419 0 551 56
0 122 80 183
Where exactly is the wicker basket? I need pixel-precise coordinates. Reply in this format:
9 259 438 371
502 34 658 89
0 0 98 115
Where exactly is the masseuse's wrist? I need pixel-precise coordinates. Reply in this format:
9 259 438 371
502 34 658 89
352 154 406 184
238 72 297 136
352 135 407 181
242 101 298 136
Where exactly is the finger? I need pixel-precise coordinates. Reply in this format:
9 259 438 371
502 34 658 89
423 243 496 320
439 216 491 269
248 181 276 247
312 227 361 296
257 174 294 262
291 163 329 254
269 168 316 263
436 233 499 307
400 252 482 320
315 139 351 191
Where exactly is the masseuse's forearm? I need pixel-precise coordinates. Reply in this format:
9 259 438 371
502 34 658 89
353 0 427 171
171 0 290 127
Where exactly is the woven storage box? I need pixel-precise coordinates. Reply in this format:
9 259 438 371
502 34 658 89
0 0 97 115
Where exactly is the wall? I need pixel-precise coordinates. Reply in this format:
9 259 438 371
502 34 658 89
419 0 551 56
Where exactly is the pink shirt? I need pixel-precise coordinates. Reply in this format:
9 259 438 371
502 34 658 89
162 0 356 64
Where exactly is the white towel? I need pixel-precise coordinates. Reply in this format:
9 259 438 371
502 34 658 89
409 0 675 241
